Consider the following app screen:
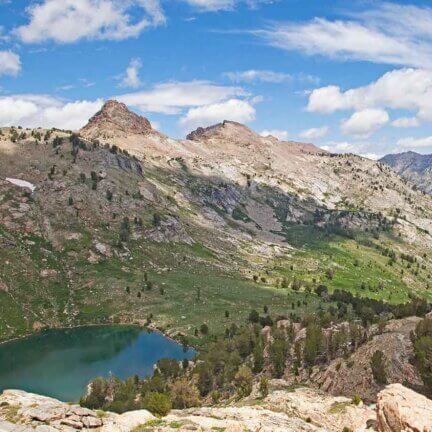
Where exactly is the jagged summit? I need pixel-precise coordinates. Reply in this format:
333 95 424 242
186 120 256 141
80 100 153 138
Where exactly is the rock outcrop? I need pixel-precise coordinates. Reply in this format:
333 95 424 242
2 384 432 432
0 386 373 432
311 317 423 402
81 100 152 137
376 383 432 432
0 390 154 432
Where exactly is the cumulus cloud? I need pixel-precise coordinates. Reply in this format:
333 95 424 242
299 126 328 140
14 0 166 44
321 141 355 153
256 3 432 67
397 136 432 149
120 58 142 88
392 117 420 128
0 94 103 129
0 78 256 134
0 51 21 76
179 99 256 132
13 0 273 44
321 140 381 159
341 109 389 138
307 68 432 123
225 69 291 83
260 129 289 140
117 80 247 114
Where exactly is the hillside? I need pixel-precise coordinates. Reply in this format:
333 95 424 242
1 100 432 344
380 151 432 194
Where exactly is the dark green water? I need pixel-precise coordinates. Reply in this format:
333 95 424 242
0 326 196 402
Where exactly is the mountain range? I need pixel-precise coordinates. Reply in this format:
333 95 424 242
1 100 432 344
2 100 432 431
380 151 432 194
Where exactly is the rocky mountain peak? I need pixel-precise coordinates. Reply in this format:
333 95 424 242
81 100 152 136
186 120 262 144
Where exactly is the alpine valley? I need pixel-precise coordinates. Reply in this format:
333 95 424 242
2 101 432 432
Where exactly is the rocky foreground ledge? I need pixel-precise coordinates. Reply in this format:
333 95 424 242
0 383 431 432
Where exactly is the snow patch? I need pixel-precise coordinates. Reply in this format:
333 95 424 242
5 177 36 192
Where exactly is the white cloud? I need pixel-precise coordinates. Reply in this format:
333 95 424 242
299 126 328 140
225 69 291 83
182 0 272 12
260 129 289 140
120 58 142 88
0 94 103 130
0 51 21 76
392 116 420 128
307 85 348 114
117 80 247 114
256 3 432 67
321 140 382 159
321 141 354 153
14 0 166 44
308 68 432 122
397 136 432 149
361 153 380 160
179 98 255 131
341 109 389 138
14 0 272 44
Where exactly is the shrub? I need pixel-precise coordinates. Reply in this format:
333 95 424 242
211 390 220 404
303 323 325 366
197 364 213 396
259 376 269 398
269 332 289 378
157 358 180 379
414 336 432 394
170 379 200 409
252 342 264 373
370 350 387 384
234 366 253 398
200 323 209 335
142 392 171 417
248 309 260 323
352 395 362 405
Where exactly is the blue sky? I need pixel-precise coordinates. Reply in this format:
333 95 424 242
2 0 432 157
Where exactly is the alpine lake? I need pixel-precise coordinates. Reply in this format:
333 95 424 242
0 326 196 402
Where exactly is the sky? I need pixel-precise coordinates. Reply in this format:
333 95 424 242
2 0 432 158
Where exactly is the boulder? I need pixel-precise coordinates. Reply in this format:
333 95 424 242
60 416 83 429
94 241 111 257
20 405 66 422
35 426 58 432
0 421 32 432
81 416 103 428
68 406 96 417
101 410 155 432
377 383 432 432
0 421 18 432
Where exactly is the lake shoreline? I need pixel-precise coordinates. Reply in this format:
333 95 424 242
0 324 197 402
0 322 197 354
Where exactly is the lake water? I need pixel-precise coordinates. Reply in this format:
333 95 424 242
0 326 196 402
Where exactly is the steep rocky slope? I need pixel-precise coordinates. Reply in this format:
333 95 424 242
304 317 423 402
1 100 432 342
380 151 432 194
